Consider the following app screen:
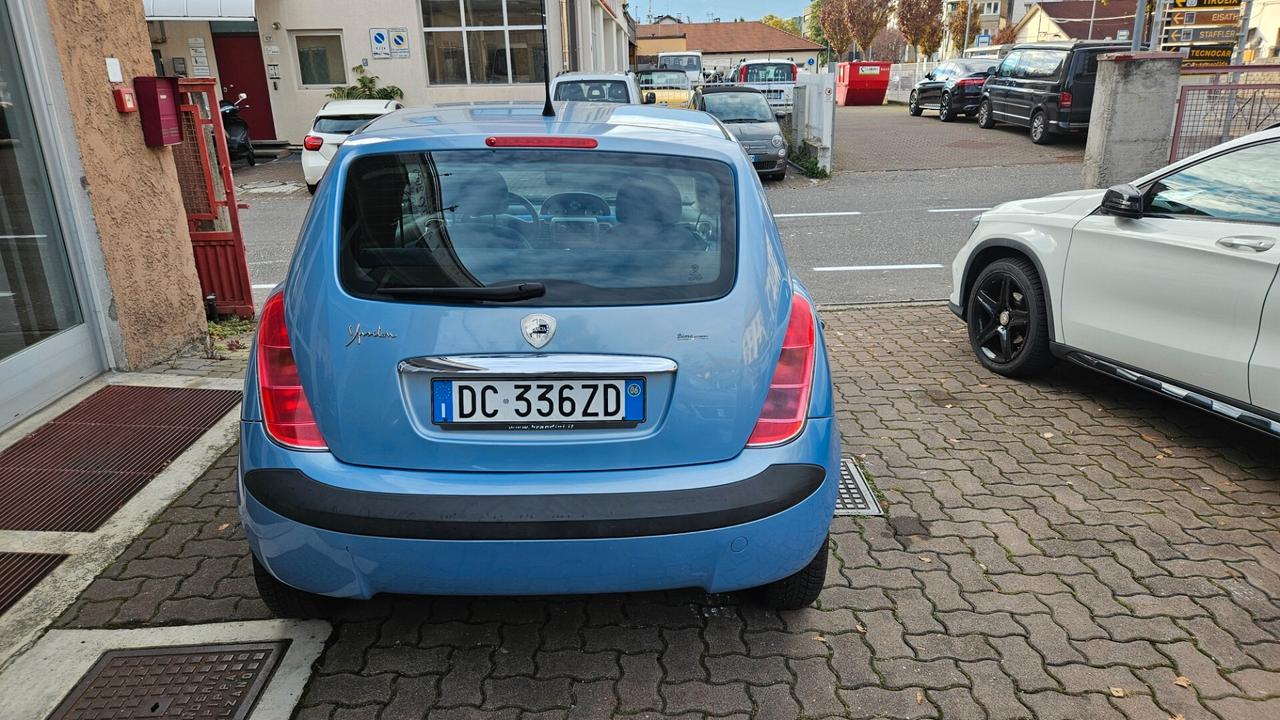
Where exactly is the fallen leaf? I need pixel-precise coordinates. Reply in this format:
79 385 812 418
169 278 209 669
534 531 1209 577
1110 687 1126 698
1042 432 1055 439
944 404 953 409
979 383 990 388
816 633 826 643
216 523 230 532
1140 433 1160 443
916 690 925 705
1174 676 1192 688
919 556 932 563
855 623 866 633
1155 454 1165 460
1170 715 1185 720
1160 447 1174 456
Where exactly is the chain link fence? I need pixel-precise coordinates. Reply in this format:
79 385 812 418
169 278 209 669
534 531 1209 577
1170 65 1280 162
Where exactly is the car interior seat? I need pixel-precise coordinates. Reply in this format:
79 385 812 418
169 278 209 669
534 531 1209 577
442 170 529 249
559 84 586 101
614 175 703 252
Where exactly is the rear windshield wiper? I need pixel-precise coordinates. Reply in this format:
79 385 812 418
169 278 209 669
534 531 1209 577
378 281 546 302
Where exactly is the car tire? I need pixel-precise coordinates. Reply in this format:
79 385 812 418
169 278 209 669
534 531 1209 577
246 144 257 166
965 257 1055 378
757 536 828 610
765 168 787 181
252 554 333 618
1030 111 1054 145
306 183 317 195
977 99 996 129
938 93 954 122
908 91 922 117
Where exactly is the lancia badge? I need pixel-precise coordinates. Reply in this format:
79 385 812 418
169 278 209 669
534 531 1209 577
521 313 556 349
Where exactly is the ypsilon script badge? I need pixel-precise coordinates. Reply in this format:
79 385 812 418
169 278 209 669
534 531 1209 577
521 313 556 349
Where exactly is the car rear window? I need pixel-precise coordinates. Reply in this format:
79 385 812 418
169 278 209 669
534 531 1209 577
314 114 382 134
1017 50 1067 80
339 150 738 306
554 80 631 103
743 64 794 83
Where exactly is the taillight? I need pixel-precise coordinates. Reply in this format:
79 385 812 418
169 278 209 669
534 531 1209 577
792 64 798 81
1059 90 1072 108
484 136 598 148
257 293 326 450
747 293 817 447
740 66 747 82
303 135 324 151
956 77 984 88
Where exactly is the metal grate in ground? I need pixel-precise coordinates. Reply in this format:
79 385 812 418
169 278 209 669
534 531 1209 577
49 642 285 720
835 458 883 516
0 552 66 614
0 386 240 532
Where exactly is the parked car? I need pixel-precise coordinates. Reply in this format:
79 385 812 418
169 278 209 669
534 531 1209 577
242 102 840 614
657 51 705 85
302 99 403 194
634 70 694 108
977 40 1126 144
734 59 799 115
950 127 1280 435
907 59 997 121
694 86 787 180
551 72 646 104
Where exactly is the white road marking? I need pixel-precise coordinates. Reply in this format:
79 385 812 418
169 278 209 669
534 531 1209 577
813 263 944 272
773 211 863 218
252 283 279 289
927 207 990 213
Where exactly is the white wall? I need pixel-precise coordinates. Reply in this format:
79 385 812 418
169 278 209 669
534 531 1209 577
149 20 222 87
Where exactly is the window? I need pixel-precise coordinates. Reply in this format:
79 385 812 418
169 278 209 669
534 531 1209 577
1145 142 1280 225
313 115 384 134
554 80 631 103
982 1 1000 15
701 92 773 122
295 33 346 86
742 63 794 83
997 51 1021 77
420 0 545 84
339 150 738 306
1016 49 1065 79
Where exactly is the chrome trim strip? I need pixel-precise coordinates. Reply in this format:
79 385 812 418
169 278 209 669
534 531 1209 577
399 354 678 376
1067 352 1280 437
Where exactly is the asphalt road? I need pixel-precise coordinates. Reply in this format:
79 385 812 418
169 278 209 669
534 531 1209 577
236 109 1085 306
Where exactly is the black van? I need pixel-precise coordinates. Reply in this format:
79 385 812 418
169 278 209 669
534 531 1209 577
977 41 1127 144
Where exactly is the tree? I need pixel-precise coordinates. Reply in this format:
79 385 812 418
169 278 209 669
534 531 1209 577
760 13 801 36
870 26 909 62
847 0 895 58
819 0 854 57
897 0 943 61
947 0 982 53
993 23 1018 46
328 65 404 101
807 1 828 46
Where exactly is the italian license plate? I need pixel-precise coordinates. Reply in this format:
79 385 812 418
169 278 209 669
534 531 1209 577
432 378 645 430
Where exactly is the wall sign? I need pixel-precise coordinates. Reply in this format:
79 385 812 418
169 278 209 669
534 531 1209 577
390 28 410 59
370 28 391 59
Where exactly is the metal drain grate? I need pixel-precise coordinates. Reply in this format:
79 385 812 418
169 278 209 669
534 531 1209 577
0 552 65 614
835 458 882 516
0 385 240 532
49 642 286 720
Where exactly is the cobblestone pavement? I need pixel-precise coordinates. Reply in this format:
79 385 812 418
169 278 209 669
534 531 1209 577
58 304 1280 719
834 105 1086 173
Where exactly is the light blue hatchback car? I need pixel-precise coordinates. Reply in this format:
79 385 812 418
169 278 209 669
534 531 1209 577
240 102 839 613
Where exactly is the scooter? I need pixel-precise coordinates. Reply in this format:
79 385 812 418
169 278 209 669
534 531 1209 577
220 92 255 166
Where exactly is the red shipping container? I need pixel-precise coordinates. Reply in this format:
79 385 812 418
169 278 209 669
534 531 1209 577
836 62 893 106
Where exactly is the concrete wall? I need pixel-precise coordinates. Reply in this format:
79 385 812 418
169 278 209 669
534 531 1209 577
44 0 206 369
1082 52 1182 189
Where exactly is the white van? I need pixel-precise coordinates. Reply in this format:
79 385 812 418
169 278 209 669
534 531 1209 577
658 51 704 85
734 59 799 115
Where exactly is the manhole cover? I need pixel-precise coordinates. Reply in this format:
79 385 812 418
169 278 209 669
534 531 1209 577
49 642 286 720
835 458 883 516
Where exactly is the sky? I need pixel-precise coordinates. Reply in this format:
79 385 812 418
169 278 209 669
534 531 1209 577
636 1 812 23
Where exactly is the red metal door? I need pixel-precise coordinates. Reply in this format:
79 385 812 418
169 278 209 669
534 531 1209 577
211 33 277 140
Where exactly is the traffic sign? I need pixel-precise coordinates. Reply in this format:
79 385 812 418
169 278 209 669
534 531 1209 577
1165 26 1241 43
1170 0 1241 7
1180 44 1236 65
1167 8 1241 26
370 28 390 59
390 28 410 59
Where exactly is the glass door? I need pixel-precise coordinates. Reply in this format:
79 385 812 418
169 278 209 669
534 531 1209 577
0 1 102 430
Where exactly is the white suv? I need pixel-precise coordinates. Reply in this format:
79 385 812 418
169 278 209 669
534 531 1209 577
550 72 643 104
951 127 1280 435
302 99 403 194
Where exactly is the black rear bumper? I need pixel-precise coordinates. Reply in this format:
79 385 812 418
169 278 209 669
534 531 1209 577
243 464 826 541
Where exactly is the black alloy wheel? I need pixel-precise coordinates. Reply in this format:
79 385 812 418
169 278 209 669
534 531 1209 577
966 258 1054 377
977 99 995 129
938 93 954 122
908 91 922 116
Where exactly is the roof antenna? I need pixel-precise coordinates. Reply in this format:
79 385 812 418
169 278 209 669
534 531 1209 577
541 0 555 117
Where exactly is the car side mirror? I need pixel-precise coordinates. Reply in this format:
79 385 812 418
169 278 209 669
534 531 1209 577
643 91 656 104
925 72 935 80
1101 184 1144 219
986 67 996 76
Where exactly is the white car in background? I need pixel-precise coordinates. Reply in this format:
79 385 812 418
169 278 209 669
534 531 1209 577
550 72 645 104
951 127 1280 435
734 59 799 115
302 99 403 194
